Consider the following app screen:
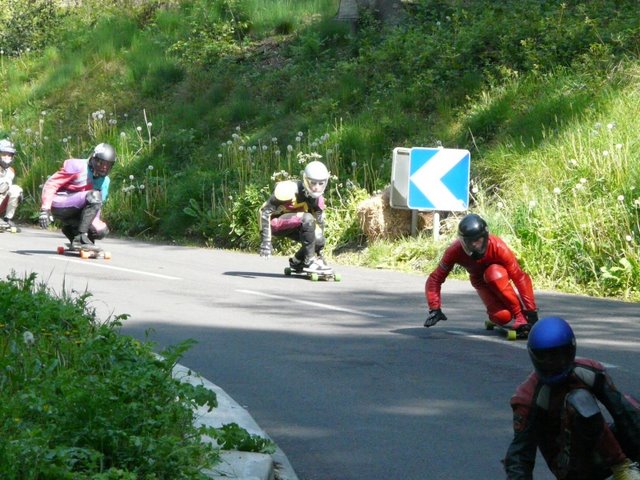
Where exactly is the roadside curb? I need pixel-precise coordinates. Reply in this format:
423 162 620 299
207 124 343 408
172 362 299 480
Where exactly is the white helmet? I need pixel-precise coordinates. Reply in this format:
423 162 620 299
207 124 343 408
302 161 329 198
0 139 16 169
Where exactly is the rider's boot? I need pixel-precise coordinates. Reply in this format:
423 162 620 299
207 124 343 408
71 233 94 249
513 314 532 339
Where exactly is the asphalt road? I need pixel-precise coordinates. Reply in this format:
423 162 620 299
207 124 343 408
1 227 638 480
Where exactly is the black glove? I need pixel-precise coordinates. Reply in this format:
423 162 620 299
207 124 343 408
259 240 272 258
424 309 447 328
39 209 53 229
524 310 538 325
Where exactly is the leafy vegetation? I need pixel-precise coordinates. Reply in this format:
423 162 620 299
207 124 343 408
0 0 639 300
0 273 275 477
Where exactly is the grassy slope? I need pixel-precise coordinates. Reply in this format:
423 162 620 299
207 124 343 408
1 0 639 300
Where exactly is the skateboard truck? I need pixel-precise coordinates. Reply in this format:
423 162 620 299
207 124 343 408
485 320 518 341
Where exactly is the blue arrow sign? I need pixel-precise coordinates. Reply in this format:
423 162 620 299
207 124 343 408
408 147 470 211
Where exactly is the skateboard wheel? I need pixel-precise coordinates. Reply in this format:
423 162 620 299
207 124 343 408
80 250 91 259
57 246 65 255
9 227 16 233
284 267 292 276
333 273 342 282
103 251 112 260
506 330 517 341
310 273 319 282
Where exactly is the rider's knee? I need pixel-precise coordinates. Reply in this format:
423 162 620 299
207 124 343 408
85 190 103 205
483 264 508 284
300 213 316 231
90 226 109 240
564 389 604 439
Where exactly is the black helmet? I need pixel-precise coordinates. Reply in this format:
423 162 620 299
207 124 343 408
89 143 116 177
458 213 489 259
527 317 576 384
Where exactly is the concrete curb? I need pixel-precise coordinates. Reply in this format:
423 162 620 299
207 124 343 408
172 363 299 480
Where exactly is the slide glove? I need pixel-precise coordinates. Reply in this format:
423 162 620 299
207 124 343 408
259 240 272 258
424 309 447 328
39 209 53 229
524 310 539 325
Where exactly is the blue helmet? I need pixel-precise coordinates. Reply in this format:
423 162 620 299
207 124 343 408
527 317 576 384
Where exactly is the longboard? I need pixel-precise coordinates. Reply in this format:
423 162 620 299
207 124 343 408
284 266 341 282
57 244 111 260
484 320 518 341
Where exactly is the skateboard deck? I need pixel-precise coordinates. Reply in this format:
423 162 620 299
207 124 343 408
57 244 111 260
284 266 342 282
484 320 518 341
0 225 18 233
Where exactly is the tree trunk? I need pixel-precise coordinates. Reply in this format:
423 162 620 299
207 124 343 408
337 0 404 26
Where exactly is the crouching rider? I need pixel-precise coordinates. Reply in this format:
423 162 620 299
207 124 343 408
259 160 332 273
39 143 116 249
0 139 23 231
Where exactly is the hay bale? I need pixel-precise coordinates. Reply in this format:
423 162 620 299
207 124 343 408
356 187 434 241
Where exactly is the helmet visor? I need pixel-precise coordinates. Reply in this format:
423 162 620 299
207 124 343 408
0 152 14 169
304 178 327 198
92 158 114 177
529 346 574 382
459 234 488 258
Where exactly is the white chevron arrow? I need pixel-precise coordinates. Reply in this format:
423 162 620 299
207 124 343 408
410 149 467 210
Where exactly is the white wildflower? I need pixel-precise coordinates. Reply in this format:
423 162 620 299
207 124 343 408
23 331 35 345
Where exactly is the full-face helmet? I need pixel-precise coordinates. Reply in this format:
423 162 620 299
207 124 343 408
458 213 489 259
0 139 16 169
302 160 329 199
89 143 116 177
527 317 576 384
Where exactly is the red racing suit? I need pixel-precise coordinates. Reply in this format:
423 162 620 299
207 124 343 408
425 234 536 326
504 358 640 479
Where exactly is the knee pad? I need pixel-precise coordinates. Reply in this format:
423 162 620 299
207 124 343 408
489 310 512 325
300 213 316 232
483 264 508 285
85 190 103 205
566 389 601 419
10 184 22 197
565 389 604 440
90 226 109 240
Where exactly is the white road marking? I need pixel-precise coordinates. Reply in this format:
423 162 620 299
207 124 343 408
446 330 619 368
50 256 182 280
237 289 385 318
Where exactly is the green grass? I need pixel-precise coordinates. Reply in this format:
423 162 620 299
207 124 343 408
1 0 639 299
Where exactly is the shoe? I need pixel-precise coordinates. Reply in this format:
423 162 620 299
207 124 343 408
611 460 640 480
514 323 532 339
3 217 15 228
71 233 94 249
289 257 305 271
0 218 9 229
304 258 332 272
315 257 331 269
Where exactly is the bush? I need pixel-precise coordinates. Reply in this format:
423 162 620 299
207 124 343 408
0 273 220 478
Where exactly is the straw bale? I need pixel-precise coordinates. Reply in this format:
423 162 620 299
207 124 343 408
356 187 434 241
